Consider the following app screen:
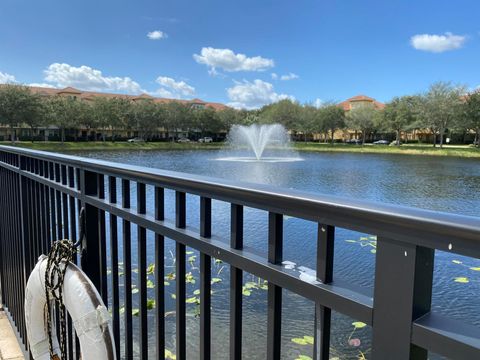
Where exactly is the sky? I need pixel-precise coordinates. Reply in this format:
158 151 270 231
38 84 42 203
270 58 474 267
0 0 479 109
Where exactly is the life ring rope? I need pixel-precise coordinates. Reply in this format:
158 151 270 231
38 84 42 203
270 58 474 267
25 241 116 360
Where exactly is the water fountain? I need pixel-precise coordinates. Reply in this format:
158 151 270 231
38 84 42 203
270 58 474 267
217 123 303 162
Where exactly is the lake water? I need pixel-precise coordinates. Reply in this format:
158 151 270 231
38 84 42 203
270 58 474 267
74 149 480 359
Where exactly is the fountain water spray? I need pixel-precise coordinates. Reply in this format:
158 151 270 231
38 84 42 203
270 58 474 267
217 123 303 162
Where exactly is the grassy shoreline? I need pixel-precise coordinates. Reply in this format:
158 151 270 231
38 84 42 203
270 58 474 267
1 141 479 158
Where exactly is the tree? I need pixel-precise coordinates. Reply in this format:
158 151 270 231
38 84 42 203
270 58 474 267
420 82 465 148
318 103 345 144
346 106 378 144
260 99 301 130
0 85 43 142
134 100 166 140
43 96 82 143
383 96 420 145
295 105 317 141
193 108 222 138
217 108 243 131
164 102 190 140
91 97 134 141
461 91 480 147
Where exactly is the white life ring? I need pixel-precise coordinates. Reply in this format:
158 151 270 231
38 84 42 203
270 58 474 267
25 255 116 360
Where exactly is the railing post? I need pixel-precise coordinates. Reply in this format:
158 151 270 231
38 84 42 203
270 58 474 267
200 196 212 360
313 224 334 360
230 204 243 360
80 169 101 291
267 212 283 360
372 237 434 359
18 156 31 296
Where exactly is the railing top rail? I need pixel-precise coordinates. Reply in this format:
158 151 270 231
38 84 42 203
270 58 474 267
1 145 479 255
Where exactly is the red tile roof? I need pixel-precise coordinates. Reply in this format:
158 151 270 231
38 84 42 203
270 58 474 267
15 85 230 110
338 94 385 111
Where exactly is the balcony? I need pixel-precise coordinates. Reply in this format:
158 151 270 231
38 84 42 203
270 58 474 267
0 145 479 360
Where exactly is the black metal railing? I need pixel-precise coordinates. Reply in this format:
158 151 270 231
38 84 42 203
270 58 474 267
0 145 479 360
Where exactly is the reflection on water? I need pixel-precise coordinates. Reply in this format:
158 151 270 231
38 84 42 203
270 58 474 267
76 149 479 359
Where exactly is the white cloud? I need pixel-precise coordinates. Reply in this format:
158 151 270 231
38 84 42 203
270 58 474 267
313 98 323 108
147 30 168 40
28 83 56 88
280 72 299 81
0 71 16 83
410 32 466 53
194 47 274 73
271 72 299 81
44 63 143 93
226 79 293 109
153 76 195 98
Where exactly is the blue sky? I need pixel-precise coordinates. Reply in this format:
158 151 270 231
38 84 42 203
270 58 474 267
0 0 478 108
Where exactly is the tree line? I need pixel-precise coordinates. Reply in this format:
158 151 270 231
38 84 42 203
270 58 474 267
0 81 479 147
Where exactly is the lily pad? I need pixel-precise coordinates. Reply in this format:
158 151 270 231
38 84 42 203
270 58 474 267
352 321 367 329
165 349 176 360
146 263 155 274
291 337 308 345
186 297 199 304
469 267 480 271
303 336 314 345
454 277 469 283
147 299 156 310
452 260 463 264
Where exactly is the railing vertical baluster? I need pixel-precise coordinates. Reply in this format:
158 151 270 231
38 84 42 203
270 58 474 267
49 162 56 245
75 167 82 357
80 170 101 289
18 163 27 344
230 204 243 360
34 161 42 256
313 224 334 360
43 161 51 250
200 197 212 360
175 191 187 360
372 237 434 359
0 166 5 311
98 174 108 305
68 166 78 360
155 187 165 360
60 165 73 360
122 179 133 359
55 163 62 241
109 176 120 360
267 212 283 360
61 165 69 239
13 161 22 339
19 157 32 307
28 161 37 261
40 161 48 253
137 182 148 359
